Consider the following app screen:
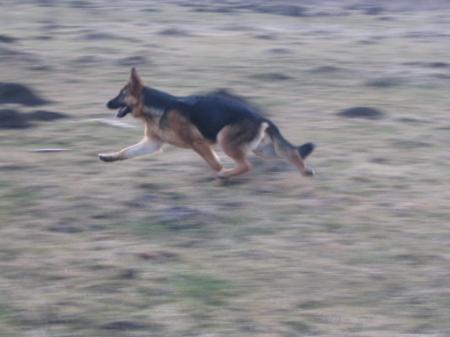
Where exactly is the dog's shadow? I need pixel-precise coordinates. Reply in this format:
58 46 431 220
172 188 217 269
195 175 249 187
194 157 294 186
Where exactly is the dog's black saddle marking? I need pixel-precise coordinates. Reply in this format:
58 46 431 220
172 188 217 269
141 87 264 142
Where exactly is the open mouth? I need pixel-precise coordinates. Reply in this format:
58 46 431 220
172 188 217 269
116 105 131 118
107 97 132 118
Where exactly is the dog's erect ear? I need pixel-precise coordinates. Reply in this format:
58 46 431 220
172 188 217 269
129 67 143 97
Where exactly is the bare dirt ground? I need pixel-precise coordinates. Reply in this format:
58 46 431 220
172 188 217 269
1 1 450 336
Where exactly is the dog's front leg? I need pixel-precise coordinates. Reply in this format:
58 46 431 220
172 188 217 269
98 137 162 162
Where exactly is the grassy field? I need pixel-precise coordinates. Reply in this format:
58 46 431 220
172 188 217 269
1 1 450 336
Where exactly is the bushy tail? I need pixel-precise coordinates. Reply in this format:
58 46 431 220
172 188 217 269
263 121 315 176
298 142 315 159
265 121 315 160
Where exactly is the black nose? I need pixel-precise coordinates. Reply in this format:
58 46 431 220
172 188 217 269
107 99 119 109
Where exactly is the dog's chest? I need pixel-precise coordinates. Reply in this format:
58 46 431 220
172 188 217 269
145 119 193 148
144 107 210 148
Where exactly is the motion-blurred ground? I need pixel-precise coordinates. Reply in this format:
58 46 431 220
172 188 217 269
1 1 450 336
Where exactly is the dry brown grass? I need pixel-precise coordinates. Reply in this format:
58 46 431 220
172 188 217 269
1 1 450 336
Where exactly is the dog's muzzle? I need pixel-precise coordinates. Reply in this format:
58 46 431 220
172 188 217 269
116 105 131 118
106 99 131 118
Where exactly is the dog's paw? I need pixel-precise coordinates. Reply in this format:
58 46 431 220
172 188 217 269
214 171 230 184
214 175 230 186
98 153 116 162
215 171 228 180
303 167 315 177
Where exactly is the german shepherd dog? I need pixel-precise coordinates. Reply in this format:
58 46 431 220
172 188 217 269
99 68 315 180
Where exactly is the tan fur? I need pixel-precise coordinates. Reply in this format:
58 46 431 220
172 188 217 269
215 122 268 179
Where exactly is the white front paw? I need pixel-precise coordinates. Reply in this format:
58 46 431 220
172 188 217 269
98 153 116 162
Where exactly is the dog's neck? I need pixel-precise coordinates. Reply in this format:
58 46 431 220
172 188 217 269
141 105 165 118
139 86 176 119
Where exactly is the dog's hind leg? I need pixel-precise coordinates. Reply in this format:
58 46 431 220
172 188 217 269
217 147 251 179
216 121 266 179
98 137 162 162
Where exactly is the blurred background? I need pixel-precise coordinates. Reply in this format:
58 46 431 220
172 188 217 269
1 1 450 336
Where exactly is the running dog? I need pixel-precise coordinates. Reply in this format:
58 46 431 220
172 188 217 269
99 68 315 179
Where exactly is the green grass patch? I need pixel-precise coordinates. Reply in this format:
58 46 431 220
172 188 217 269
174 273 235 306
285 320 315 333
0 181 37 218
125 218 169 237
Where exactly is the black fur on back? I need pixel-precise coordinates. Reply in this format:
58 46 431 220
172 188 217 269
141 87 177 112
141 86 265 142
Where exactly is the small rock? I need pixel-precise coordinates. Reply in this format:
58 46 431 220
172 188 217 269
337 107 385 120
101 321 148 331
254 4 307 17
117 268 137 280
252 73 292 81
0 109 31 129
0 82 50 106
27 110 68 121
266 48 293 55
308 66 344 74
82 32 122 40
158 28 190 37
0 35 17 43
428 62 450 68
366 77 404 88
254 33 277 40
391 140 432 149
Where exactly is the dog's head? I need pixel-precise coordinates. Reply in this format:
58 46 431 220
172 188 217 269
106 68 143 118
